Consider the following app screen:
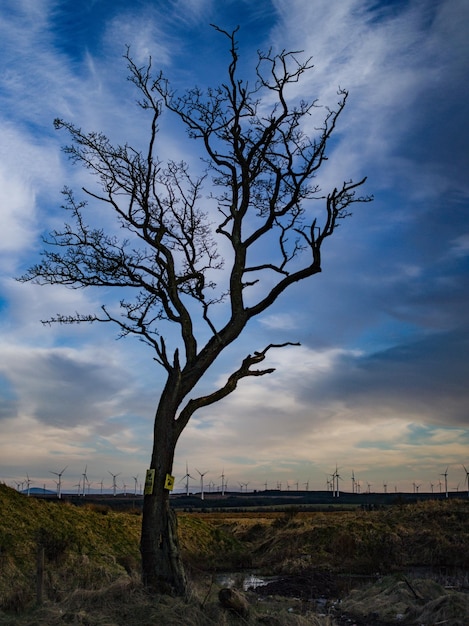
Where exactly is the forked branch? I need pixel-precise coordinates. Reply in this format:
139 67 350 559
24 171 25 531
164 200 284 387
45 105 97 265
174 342 300 436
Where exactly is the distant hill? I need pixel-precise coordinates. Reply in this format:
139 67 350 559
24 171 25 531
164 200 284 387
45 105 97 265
21 487 56 495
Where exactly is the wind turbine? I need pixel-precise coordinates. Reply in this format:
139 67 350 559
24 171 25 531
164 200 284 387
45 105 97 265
195 468 207 500
351 470 356 494
383 481 388 495
50 466 67 499
336 469 342 497
331 465 341 497
108 471 121 496
81 465 89 497
440 467 448 498
327 473 334 495
303 480 309 491
180 463 194 496
462 465 469 497
220 469 226 496
25 474 32 496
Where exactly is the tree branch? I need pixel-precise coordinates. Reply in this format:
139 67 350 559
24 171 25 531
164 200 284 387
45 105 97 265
174 342 300 436
19 28 371 453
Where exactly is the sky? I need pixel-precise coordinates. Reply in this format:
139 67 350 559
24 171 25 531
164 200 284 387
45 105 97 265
1 0 468 496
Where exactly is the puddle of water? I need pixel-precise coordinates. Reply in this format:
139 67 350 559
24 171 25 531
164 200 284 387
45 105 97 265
216 572 279 591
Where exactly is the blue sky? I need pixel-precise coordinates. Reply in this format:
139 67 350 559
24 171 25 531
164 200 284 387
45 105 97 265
1 0 468 495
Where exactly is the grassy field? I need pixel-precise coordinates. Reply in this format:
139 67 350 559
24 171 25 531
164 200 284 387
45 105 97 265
0 483 468 625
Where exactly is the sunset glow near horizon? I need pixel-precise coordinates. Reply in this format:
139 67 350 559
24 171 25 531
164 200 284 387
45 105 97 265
0 0 468 496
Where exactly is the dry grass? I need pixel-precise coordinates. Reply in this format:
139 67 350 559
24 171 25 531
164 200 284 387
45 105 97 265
0 484 142 614
339 575 469 625
1 485 468 624
0 485 333 624
0 575 334 626
204 500 469 575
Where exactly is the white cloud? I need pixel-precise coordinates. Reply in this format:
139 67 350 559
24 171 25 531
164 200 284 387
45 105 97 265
103 11 173 66
0 124 64 276
0 169 36 259
266 0 469 201
449 234 469 258
258 312 300 331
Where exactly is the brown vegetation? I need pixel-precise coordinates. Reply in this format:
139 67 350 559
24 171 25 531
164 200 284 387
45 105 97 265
0 484 468 625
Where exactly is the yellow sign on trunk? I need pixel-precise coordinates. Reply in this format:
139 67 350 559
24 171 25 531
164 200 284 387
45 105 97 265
164 474 175 491
144 469 155 495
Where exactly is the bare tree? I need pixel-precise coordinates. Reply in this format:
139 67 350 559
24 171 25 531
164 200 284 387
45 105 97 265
19 27 371 594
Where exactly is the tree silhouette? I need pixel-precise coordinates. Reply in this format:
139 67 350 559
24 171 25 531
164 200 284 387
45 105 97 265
20 26 371 593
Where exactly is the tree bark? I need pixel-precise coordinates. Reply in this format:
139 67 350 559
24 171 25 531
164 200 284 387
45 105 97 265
140 390 187 595
141 490 186 594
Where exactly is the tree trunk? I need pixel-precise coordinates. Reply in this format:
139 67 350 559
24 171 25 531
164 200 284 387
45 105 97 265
141 489 186 594
140 395 187 595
